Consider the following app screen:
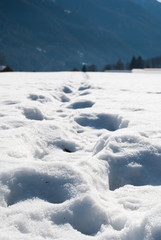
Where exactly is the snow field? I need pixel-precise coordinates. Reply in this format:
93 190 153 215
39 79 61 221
0 72 161 239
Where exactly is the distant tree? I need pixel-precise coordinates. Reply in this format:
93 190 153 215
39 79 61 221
145 62 150 68
130 56 137 70
87 64 97 72
69 68 79 71
125 62 130 70
103 64 112 71
150 56 161 68
104 55 161 72
82 63 87 72
136 56 144 69
115 59 124 70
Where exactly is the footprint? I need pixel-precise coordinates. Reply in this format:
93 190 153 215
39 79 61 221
28 94 48 103
101 134 161 190
3 168 76 206
48 139 79 153
52 196 108 235
60 94 70 103
75 113 128 131
147 91 161 95
3 100 20 105
68 100 94 109
23 107 44 121
78 86 91 91
63 86 72 94
80 91 91 96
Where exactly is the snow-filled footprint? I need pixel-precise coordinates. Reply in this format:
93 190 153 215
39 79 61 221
28 94 50 103
62 86 72 94
79 91 91 96
51 195 108 236
48 139 80 153
95 132 161 190
60 94 70 103
78 85 91 91
23 107 45 121
68 100 94 109
1 166 84 206
75 113 129 131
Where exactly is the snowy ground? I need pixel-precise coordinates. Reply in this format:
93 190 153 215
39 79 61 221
0 71 161 240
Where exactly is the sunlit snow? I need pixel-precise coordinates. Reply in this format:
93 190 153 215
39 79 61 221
1 71 161 239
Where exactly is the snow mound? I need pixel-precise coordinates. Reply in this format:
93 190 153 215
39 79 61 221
75 113 129 131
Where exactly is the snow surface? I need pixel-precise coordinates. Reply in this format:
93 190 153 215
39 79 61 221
0 71 161 239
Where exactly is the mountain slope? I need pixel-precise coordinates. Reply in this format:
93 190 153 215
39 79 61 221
1 0 161 71
129 0 161 21
0 0 133 71
58 0 161 55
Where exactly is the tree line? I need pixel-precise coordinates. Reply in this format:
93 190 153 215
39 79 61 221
1 50 161 72
81 55 161 72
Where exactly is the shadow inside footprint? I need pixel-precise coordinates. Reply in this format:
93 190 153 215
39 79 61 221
48 139 79 153
68 100 94 109
75 113 128 131
63 147 72 153
52 196 108 236
60 94 70 103
4 169 74 206
28 94 46 102
100 134 161 190
78 86 91 91
23 107 44 121
63 86 72 94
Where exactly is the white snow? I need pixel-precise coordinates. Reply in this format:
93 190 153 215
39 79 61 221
0 71 161 239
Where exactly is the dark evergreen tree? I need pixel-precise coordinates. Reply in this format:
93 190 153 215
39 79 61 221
136 56 144 69
115 59 124 70
126 62 130 70
150 56 161 68
144 59 151 68
103 64 112 71
82 63 87 72
145 62 150 68
87 64 97 72
130 56 137 69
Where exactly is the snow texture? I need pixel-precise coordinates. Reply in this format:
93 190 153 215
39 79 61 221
0 71 161 239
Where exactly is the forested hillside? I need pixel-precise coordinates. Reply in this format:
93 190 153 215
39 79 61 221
1 0 161 71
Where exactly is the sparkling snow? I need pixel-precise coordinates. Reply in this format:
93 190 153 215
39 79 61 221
0 71 161 239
